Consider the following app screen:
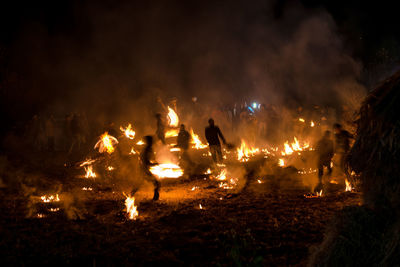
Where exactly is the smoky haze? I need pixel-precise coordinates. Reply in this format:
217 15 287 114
3 0 365 133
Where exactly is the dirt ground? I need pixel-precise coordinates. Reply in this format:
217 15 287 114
0 151 361 266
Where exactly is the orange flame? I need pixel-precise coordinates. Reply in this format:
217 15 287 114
124 195 139 220
120 124 136 139
167 106 179 127
190 128 208 149
84 165 97 178
149 163 183 179
237 139 259 162
94 132 118 154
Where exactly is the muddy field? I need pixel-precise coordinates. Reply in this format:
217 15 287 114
0 151 361 266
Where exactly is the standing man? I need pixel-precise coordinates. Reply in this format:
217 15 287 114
177 124 192 167
333 123 353 176
315 130 334 190
205 118 226 163
132 136 160 200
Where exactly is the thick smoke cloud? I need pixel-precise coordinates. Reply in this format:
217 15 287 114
3 0 365 131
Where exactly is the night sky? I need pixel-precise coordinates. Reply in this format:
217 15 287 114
1 0 399 133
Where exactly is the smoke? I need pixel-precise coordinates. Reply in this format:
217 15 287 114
3 0 366 135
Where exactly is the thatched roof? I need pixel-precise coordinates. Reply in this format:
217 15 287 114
349 70 400 209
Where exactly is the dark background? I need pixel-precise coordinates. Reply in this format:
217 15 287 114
1 0 399 135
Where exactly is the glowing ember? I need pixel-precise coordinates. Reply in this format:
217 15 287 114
257 179 262 184
37 213 45 218
49 208 60 212
216 169 227 181
304 190 323 198
82 187 93 191
124 195 139 220
165 129 179 138
191 186 199 191
94 132 118 154
107 166 114 171
167 106 179 127
310 121 315 127
79 158 96 167
237 139 259 162
190 128 208 149
278 158 285 167
169 147 181 152
298 118 305 123
205 168 212 174
150 163 183 179
330 179 339 184
130 148 137 154
199 204 203 209
41 194 60 203
84 165 97 178
136 140 145 145
281 137 310 156
345 179 353 192
120 124 136 139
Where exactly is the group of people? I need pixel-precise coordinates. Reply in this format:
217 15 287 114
27 112 89 154
315 123 353 190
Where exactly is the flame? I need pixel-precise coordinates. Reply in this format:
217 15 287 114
199 204 203 209
190 128 208 149
136 140 144 145
94 132 118 154
304 190 323 198
107 166 114 171
205 168 211 174
281 137 310 156
345 179 352 192
82 187 93 191
165 129 179 138
278 158 285 167
298 118 305 123
167 106 179 127
84 165 97 178
124 195 139 220
80 158 96 167
49 208 60 212
150 163 183 179
237 139 259 162
120 124 136 139
216 169 227 180
257 179 262 184
41 194 60 203
130 148 137 154
310 121 315 127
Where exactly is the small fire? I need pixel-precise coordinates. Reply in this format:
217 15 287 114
167 106 179 127
94 132 118 154
150 163 184 179
136 140 145 145
165 129 179 138
49 208 60 212
278 158 285 167
124 195 139 220
41 194 60 203
281 137 310 156
79 158 96 167
191 186 199 191
310 121 315 127
199 204 203 209
82 187 93 191
205 168 212 174
130 148 137 154
120 124 136 139
237 139 259 162
345 179 353 192
84 165 97 178
304 190 323 198
299 118 305 123
216 169 227 181
190 129 208 149
257 179 262 184
107 166 114 171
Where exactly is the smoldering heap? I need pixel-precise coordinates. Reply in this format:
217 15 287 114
310 70 400 266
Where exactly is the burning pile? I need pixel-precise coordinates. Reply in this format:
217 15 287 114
150 163 183 179
94 132 119 154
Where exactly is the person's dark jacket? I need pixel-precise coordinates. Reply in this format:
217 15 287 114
205 125 226 146
335 130 352 153
177 129 190 150
316 137 334 164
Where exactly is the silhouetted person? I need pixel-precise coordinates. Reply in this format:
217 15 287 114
316 131 334 187
205 118 226 163
333 123 353 176
177 124 192 166
132 136 160 200
155 113 166 144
